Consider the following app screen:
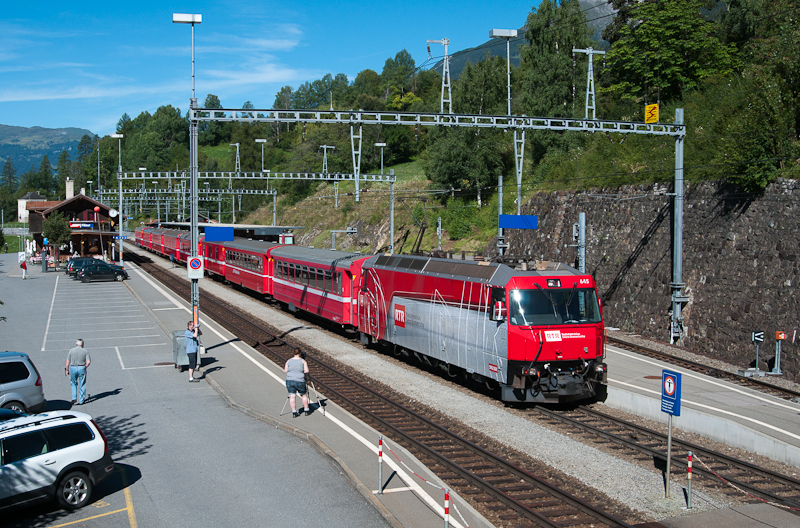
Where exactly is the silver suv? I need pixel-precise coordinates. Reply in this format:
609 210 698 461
0 410 114 510
0 352 46 414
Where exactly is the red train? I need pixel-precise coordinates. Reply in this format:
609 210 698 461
134 226 607 403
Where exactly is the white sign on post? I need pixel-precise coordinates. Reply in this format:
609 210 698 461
187 256 204 279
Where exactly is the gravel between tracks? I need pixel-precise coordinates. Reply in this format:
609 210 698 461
133 250 732 523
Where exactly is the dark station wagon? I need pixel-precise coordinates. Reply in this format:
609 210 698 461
76 262 129 283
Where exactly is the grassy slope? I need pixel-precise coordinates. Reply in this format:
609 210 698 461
241 158 509 255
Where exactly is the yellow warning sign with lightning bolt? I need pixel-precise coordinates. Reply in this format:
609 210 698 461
645 104 659 124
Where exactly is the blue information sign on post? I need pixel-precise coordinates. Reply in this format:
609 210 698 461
661 370 681 416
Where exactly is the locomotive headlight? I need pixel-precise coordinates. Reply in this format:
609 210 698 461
546 279 561 287
595 364 607 373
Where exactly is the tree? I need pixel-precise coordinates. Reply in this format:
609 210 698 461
1 158 17 192
273 86 293 109
18 166 37 191
34 155 54 195
55 150 73 197
76 135 94 164
199 94 230 146
453 56 507 115
42 211 72 249
381 50 416 98
603 0 739 105
117 113 133 137
518 0 593 163
424 127 506 194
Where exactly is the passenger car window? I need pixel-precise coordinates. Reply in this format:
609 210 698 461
2 431 49 464
46 423 94 450
0 362 30 384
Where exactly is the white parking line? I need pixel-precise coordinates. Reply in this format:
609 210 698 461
115 346 173 370
41 275 60 351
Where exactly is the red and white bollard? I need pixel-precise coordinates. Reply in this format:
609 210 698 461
444 488 450 528
378 435 383 495
687 451 693 509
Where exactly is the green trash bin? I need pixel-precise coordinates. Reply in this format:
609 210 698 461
172 330 190 370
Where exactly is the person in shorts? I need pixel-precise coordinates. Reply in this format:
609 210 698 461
284 348 310 417
184 321 202 382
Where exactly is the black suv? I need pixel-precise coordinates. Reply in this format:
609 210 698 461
76 262 129 282
65 258 96 277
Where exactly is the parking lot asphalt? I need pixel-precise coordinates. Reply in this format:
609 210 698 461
0 252 490 528
0 254 392 527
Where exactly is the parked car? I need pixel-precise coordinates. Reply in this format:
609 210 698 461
0 352 46 414
65 257 96 276
76 262 129 283
0 410 114 510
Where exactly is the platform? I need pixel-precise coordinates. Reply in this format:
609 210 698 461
0 252 489 528
604 340 800 467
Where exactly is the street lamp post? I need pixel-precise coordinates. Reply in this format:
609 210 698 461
491 28 523 216
375 143 386 176
255 138 270 192
151 181 160 222
229 143 240 223
173 12 202 326
489 29 517 116
111 133 124 267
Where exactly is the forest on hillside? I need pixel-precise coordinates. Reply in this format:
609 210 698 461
1 0 796 233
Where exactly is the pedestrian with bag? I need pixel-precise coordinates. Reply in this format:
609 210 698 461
20 260 27 279
284 348 310 417
185 321 202 382
65 339 91 405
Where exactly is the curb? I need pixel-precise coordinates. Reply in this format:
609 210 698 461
203 373 404 528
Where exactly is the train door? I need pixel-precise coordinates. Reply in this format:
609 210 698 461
357 271 379 340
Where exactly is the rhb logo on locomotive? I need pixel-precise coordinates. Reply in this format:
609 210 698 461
394 305 406 328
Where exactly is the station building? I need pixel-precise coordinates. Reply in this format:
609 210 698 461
26 182 121 259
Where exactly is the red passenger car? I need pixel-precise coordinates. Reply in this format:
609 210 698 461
269 246 370 326
221 239 280 294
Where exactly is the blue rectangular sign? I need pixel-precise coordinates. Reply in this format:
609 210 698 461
660 370 682 416
204 226 234 242
499 214 538 230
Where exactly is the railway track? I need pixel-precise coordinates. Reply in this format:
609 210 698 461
607 336 800 402
532 405 800 513
129 250 800 522
129 252 633 528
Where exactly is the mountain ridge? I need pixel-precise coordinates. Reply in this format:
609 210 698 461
0 124 94 174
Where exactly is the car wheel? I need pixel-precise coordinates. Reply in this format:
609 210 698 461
2 401 27 413
81 276 90 283
56 471 93 510
115 274 124 281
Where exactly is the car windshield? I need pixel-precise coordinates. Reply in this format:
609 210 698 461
508 287 601 326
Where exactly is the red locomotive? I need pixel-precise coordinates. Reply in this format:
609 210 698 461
359 255 607 402
134 226 607 403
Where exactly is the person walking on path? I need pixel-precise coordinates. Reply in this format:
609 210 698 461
20 260 27 279
185 321 202 382
65 339 91 405
284 348 310 417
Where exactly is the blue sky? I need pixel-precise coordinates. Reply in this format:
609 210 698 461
1 1 536 136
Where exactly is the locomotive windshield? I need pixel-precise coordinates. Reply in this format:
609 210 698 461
508 286 601 326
